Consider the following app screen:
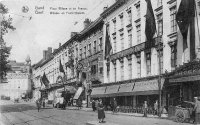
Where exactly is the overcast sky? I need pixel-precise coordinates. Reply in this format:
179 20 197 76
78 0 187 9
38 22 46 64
2 0 115 64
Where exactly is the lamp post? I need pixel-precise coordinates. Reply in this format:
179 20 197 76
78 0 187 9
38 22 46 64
158 37 162 117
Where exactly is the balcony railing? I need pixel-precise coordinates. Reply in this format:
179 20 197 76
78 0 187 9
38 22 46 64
110 36 162 62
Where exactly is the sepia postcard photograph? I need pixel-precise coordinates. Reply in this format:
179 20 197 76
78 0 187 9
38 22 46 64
0 0 200 124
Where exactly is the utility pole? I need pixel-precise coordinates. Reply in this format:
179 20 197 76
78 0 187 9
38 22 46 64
158 37 162 117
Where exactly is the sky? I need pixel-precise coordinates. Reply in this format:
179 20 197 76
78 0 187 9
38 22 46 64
2 0 115 64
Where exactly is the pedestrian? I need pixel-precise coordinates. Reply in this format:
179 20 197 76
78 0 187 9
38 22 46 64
63 98 66 110
97 99 105 123
112 98 117 114
36 98 41 112
194 97 200 124
143 101 148 117
154 100 158 115
42 98 45 108
77 99 82 110
92 100 96 111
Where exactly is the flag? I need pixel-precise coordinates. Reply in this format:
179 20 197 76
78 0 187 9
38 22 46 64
176 0 195 51
145 0 156 49
59 60 65 74
41 72 49 87
104 25 112 59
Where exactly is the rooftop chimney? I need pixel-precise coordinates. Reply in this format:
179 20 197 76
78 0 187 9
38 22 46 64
83 18 91 29
53 49 57 53
43 50 48 60
59 43 61 48
47 47 52 59
103 6 108 11
71 32 78 38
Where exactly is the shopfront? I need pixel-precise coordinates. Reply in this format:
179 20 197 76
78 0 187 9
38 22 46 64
91 77 165 112
166 60 200 117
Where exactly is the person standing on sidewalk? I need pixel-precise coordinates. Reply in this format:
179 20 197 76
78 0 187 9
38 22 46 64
92 100 96 111
154 100 158 116
97 99 105 123
112 98 117 114
143 101 148 117
194 97 200 124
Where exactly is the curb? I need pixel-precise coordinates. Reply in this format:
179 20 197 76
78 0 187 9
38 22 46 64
65 107 169 120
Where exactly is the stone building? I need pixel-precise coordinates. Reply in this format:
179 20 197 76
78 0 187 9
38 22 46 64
77 17 104 106
90 0 173 110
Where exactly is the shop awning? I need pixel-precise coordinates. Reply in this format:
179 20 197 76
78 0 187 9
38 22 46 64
132 79 164 95
117 83 135 96
169 75 200 83
104 85 120 97
73 87 83 99
91 87 106 98
56 86 77 93
90 78 165 98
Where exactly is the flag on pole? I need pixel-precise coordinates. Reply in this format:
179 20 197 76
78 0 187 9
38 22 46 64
145 0 156 49
40 72 49 87
176 0 196 51
59 60 65 74
104 25 112 59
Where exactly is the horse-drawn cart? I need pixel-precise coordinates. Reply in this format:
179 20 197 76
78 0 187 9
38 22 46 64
175 101 195 123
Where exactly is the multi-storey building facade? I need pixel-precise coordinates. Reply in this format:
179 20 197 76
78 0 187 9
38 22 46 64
90 0 176 110
31 0 200 116
77 17 104 106
32 34 79 101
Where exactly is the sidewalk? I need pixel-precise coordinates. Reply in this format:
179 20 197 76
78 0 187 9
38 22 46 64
65 106 168 119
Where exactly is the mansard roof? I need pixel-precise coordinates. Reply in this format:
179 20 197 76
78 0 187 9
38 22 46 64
100 0 128 18
78 17 103 40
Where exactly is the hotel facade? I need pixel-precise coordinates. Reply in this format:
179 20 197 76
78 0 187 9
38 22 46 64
32 0 200 116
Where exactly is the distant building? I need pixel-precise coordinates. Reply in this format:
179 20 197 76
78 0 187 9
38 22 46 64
0 56 32 100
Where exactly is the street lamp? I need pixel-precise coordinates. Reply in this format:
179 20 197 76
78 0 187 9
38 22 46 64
18 86 20 99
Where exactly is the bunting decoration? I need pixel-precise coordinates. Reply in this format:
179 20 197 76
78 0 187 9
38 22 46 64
40 72 50 87
145 0 156 49
104 25 112 59
59 60 65 74
176 0 196 52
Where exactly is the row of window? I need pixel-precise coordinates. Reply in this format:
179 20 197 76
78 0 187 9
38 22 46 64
111 0 177 54
107 51 164 82
79 37 103 59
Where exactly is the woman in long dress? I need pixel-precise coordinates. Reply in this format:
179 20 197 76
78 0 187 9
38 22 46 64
97 99 105 123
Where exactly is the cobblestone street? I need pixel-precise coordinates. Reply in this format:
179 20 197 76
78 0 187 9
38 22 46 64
0 100 192 125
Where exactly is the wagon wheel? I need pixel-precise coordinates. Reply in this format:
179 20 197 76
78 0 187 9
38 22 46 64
175 109 185 123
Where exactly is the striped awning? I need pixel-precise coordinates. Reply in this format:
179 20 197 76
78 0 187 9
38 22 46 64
73 87 83 99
